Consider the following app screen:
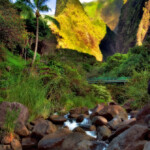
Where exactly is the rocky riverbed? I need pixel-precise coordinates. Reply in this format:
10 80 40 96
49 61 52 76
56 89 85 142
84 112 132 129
0 101 150 150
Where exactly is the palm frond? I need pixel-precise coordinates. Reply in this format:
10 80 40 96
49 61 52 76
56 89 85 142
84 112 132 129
44 15 60 29
15 1 34 18
39 5 50 12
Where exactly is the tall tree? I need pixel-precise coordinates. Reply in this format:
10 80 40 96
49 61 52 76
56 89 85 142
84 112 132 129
15 0 50 65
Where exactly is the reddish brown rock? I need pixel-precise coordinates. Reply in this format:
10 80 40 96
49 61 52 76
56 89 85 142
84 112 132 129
69 107 89 115
108 116 122 130
107 124 149 150
99 105 128 121
49 115 67 124
38 128 72 150
32 119 57 139
11 139 22 150
136 105 150 123
92 104 105 114
76 115 84 123
92 116 108 126
61 132 95 150
15 125 30 137
0 102 29 128
1 134 14 144
22 137 37 149
97 125 112 141
0 145 12 150
73 127 86 134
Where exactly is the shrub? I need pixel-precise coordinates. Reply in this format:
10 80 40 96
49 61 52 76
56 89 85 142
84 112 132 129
125 70 150 109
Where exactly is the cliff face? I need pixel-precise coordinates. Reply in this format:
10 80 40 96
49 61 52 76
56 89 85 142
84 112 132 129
116 0 150 53
83 0 123 31
51 0 106 61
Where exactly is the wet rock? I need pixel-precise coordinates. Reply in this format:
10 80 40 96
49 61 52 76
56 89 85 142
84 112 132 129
61 132 94 150
32 119 57 140
108 125 130 142
79 124 96 131
90 104 105 119
97 125 111 141
107 124 149 150
145 114 150 128
124 141 146 150
0 145 12 150
15 125 30 137
22 137 37 149
144 142 150 150
69 114 80 119
11 139 22 150
69 107 89 115
92 116 108 126
92 104 105 114
130 110 138 118
108 116 122 130
1 134 13 144
92 141 107 150
73 127 86 134
38 128 72 150
136 105 150 123
123 99 134 113
26 123 34 131
49 115 67 124
76 115 84 123
0 102 29 128
99 105 128 121
116 118 136 129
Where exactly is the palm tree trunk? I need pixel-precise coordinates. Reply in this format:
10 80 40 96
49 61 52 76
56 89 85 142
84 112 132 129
32 15 39 65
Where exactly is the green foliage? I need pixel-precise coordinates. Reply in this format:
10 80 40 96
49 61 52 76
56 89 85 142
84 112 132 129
6 75 51 120
99 43 150 77
4 109 19 133
125 70 150 109
25 17 52 39
0 1 27 49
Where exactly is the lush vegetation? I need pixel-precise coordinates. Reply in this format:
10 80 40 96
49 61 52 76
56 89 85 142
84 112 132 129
98 42 150 108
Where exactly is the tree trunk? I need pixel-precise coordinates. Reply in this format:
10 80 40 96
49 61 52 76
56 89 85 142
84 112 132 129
32 15 39 65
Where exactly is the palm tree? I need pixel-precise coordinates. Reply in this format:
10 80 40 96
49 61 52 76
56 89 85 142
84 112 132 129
15 0 50 65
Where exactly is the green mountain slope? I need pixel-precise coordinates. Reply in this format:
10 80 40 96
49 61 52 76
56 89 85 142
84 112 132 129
51 0 106 61
83 0 123 31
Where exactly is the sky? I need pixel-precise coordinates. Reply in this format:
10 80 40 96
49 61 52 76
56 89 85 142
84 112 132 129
46 0 94 15
12 0 95 15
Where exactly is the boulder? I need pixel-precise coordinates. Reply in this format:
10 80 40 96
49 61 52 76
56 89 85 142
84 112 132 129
108 125 130 142
32 119 57 140
108 116 122 130
69 107 89 115
92 116 108 126
99 105 128 121
136 105 150 123
92 104 105 114
144 142 150 150
107 124 149 150
15 125 30 137
97 125 111 141
145 114 150 128
22 137 37 149
0 145 12 150
79 124 96 131
61 132 95 150
130 110 138 118
49 115 67 124
1 134 14 144
38 128 72 150
0 102 29 128
11 139 22 150
73 127 86 134
76 115 84 123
